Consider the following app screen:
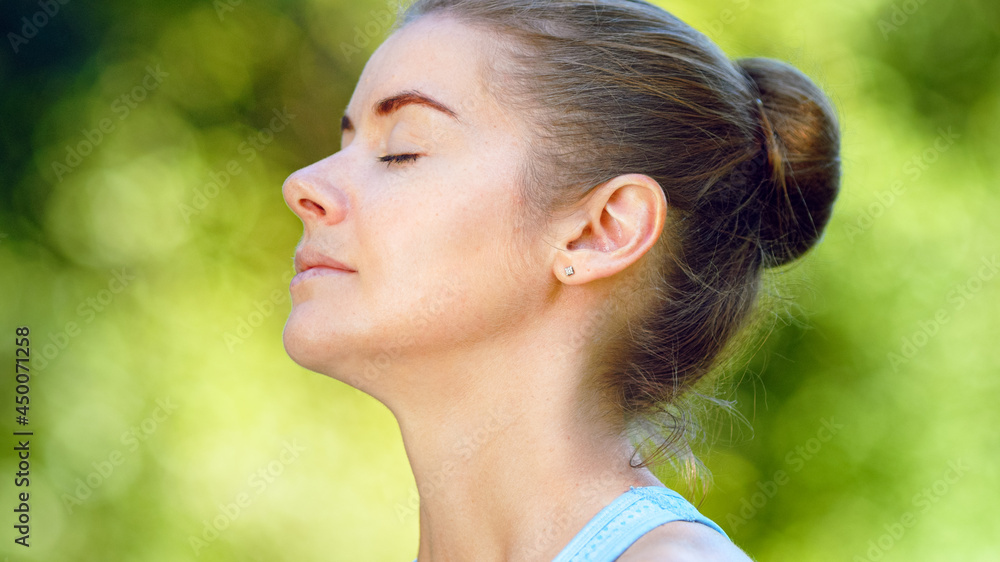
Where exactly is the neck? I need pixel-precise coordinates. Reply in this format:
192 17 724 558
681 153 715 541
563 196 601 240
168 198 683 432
382 313 664 561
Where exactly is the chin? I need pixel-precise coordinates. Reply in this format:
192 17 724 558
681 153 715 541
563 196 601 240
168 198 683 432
282 307 341 373
281 308 381 392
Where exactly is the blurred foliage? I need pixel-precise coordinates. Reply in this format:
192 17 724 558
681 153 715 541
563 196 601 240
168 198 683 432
1 0 998 560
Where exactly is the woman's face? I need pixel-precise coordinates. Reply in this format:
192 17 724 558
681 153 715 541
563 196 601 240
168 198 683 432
282 15 546 388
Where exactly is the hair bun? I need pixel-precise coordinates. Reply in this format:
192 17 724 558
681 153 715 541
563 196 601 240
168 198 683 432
737 57 841 268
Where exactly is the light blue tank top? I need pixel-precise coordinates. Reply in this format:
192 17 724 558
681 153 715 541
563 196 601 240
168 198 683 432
550 485 728 561
409 485 728 561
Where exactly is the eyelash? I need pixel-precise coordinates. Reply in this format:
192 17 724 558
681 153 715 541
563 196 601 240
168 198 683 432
378 153 421 167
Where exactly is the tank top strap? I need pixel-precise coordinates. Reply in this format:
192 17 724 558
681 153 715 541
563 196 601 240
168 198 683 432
550 485 728 562
408 486 727 562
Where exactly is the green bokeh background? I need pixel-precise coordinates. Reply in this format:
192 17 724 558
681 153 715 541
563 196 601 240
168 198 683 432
1 0 997 560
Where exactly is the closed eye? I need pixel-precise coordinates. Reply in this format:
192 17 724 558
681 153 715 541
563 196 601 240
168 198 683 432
378 153 421 167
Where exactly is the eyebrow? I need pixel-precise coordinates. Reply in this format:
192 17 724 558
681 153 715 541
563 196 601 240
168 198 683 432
340 90 459 133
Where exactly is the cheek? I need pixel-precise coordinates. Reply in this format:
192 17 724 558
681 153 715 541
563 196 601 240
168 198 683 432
365 169 532 316
370 194 501 290
366 159 516 277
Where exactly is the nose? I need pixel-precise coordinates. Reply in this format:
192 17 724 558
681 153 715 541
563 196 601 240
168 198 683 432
282 161 349 227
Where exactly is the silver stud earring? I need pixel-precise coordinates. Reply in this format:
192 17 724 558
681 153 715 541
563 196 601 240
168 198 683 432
564 265 575 276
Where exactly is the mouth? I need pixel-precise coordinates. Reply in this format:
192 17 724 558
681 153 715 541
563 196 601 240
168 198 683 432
290 266 353 287
291 245 356 288
293 246 356 275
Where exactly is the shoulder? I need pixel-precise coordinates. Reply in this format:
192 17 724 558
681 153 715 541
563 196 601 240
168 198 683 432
616 520 755 562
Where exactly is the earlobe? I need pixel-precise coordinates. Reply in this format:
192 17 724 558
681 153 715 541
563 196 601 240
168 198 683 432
554 174 666 284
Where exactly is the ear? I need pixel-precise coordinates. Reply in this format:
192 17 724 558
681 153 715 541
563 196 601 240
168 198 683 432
552 173 667 284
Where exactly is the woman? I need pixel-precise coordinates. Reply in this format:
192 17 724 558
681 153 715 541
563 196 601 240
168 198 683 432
281 0 840 560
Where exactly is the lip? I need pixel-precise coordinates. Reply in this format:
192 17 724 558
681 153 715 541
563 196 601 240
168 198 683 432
291 246 356 288
294 246 356 275
290 266 352 288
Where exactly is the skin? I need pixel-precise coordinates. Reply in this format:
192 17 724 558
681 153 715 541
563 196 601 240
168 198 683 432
282 13 753 562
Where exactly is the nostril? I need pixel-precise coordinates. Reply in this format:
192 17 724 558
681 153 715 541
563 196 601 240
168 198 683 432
300 199 326 216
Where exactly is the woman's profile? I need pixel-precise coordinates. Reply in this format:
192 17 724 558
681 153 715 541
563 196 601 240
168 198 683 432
281 0 840 560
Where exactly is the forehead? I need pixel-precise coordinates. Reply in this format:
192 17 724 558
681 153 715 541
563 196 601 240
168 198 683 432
346 14 508 129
